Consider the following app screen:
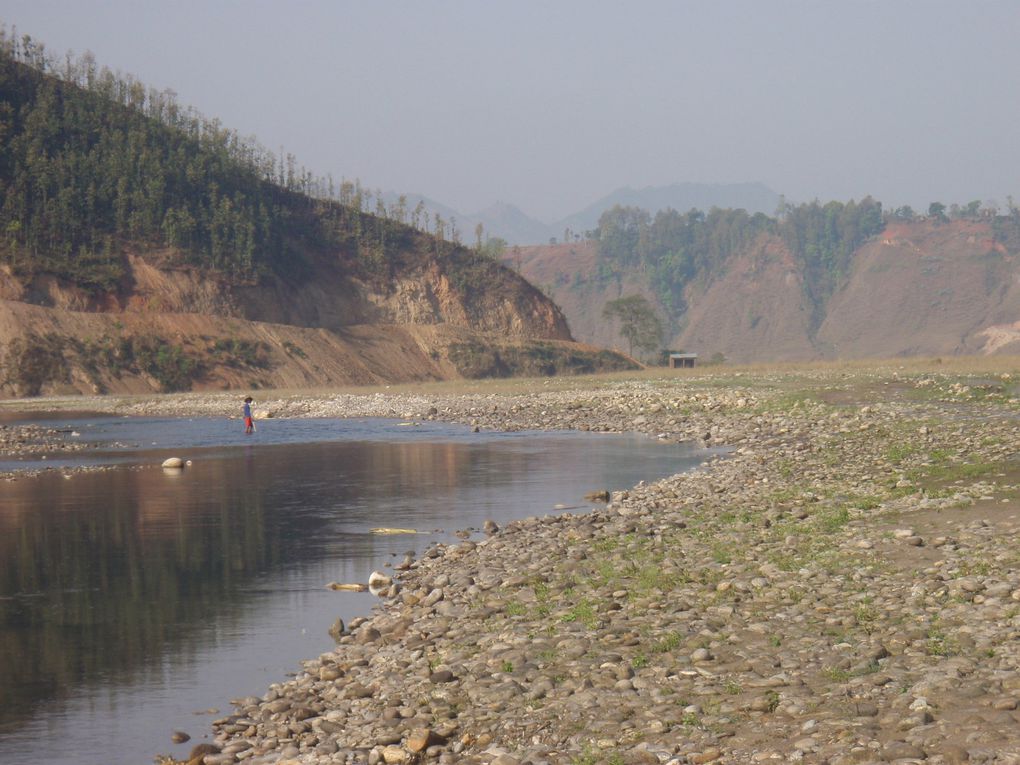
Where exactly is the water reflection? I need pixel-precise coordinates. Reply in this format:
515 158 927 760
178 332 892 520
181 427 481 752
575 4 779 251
0 422 711 765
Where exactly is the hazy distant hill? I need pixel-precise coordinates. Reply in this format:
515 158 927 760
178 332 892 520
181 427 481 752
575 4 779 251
384 183 781 245
378 194 552 245
552 182 782 238
473 201 555 246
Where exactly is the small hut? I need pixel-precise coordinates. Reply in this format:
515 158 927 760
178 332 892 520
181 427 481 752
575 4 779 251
667 352 698 369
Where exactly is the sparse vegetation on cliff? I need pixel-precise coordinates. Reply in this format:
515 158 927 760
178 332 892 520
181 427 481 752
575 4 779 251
447 340 637 379
592 197 884 322
0 331 274 394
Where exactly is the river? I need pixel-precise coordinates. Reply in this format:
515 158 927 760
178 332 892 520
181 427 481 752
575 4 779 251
0 414 714 765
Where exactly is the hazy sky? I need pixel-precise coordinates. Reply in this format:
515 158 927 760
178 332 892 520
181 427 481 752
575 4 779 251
4 0 1019 221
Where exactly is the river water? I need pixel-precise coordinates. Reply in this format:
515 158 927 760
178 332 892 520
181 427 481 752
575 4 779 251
0 415 713 765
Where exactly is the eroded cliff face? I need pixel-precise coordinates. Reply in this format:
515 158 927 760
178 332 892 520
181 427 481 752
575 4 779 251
674 235 816 362
0 249 609 397
356 261 571 339
502 241 661 352
816 221 1020 358
508 220 1020 363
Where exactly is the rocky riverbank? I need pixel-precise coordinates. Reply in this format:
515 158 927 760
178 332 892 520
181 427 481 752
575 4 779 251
8 362 1020 764
0 420 98 478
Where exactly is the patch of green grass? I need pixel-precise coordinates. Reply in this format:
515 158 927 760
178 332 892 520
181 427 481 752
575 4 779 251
570 745 598 765
767 552 800 572
925 626 957 657
561 599 599 628
710 545 732 564
908 459 1002 486
854 601 878 630
505 600 526 617
822 665 852 682
592 537 620 554
756 390 820 414
679 711 703 728
958 560 992 577
570 744 626 765
538 647 558 662
653 631 683 653
857 660 882 676
849 495 881 511
767 486 806 505
774 458 797 479
817 507 851 532
885 443 918 464
635 563 677 593
631 653 649 669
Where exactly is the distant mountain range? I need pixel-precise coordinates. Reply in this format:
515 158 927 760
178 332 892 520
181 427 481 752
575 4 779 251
383 182 782 246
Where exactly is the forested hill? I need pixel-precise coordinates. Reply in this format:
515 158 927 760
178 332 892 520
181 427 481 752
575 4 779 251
0 34 478 290
508 200 1020 362
0 33 635 396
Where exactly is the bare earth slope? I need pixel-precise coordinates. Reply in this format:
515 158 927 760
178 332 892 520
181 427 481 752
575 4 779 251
674 234 816 361
818 221 1020 357
0 251 636 397
507 242 659 351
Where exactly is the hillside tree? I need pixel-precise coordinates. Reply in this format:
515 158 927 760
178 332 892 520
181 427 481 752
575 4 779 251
602 294 662 359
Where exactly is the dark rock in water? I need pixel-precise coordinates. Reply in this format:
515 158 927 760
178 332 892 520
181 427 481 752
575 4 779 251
171 730 191 744
585 489 610 502
328 617 345 642
483 519 500 535
188 743 220 760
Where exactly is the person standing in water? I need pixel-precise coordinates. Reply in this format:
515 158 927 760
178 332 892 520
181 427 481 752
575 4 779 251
242 396 255 434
